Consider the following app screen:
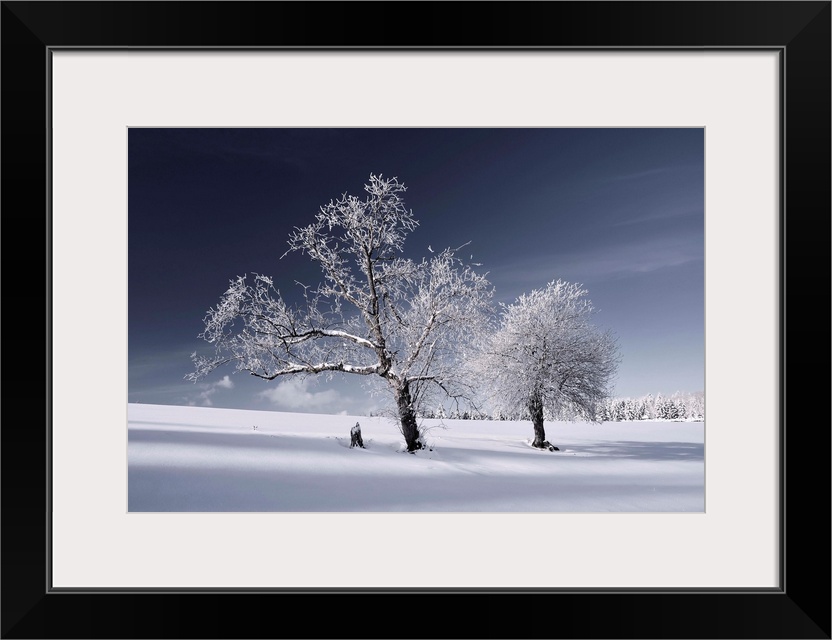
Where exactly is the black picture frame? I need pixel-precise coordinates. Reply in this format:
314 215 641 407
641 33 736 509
2 2 829 638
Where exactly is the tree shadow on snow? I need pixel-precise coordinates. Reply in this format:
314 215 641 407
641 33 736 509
565 440 704 462
129 427 378 456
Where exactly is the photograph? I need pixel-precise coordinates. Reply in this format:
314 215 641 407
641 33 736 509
128 127 705 512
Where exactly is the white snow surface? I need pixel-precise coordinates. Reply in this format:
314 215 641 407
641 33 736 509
128 403 704 512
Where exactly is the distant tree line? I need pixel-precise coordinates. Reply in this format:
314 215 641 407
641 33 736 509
596 392 704 422
411 391 704 422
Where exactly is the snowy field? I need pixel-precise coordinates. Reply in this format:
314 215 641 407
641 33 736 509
128 403 704 512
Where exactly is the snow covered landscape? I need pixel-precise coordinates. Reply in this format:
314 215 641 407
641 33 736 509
128 403 704 512
128 131 706 516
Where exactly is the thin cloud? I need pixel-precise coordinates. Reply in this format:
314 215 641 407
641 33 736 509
489 234 703 300
258 377 344 412
214 375 234 389
611 207 700 228
188 375 235 406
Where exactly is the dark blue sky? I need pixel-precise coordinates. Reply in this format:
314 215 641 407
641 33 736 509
129 128 704 414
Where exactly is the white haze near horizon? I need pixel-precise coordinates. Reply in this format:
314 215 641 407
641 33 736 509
128 403 704 512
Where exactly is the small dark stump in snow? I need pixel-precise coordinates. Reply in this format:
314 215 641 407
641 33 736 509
350 422 365 449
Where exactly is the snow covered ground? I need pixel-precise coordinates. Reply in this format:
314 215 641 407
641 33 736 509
128 403 704 512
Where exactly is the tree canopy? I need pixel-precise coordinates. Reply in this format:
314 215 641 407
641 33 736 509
189 174 493 451
477 279 619 449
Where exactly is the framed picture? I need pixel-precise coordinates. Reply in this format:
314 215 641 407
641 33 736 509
3 2 829 638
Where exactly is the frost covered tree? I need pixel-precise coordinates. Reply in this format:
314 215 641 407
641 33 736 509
643 393 656 419
187 174 493 452
478 280 619 450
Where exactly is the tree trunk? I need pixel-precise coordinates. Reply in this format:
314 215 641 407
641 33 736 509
528 393 558 451
396 382 422 453
529 393 547 448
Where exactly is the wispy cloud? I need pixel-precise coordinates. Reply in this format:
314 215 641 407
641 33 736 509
489 234 703 300
214 375 234 390
257 377 344 412
189 375 235 407
610 207 700 228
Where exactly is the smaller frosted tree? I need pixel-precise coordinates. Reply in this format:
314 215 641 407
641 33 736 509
478 280 619 450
